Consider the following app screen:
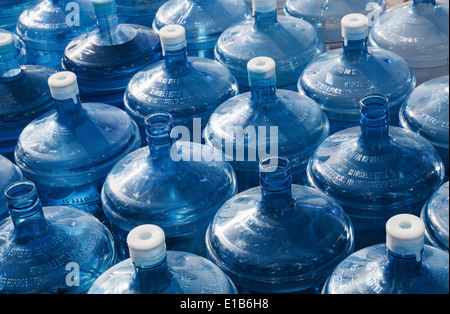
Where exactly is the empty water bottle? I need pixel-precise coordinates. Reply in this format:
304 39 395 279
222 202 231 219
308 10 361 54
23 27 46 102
284 0 386 51
399 75 449 178
322 214 449 294
62 0 162 109
88 224 238 294
0 155 23 221
102 112 237 260
115 0 167 28
0 0 35 33
206 156 354 294
307 94 445 250
215 0 323 92
17 0 97 69
298 13 416 134
369 0 449 85
0 180 116 294
14 71 141 221
421 181 449 253
204 56 329 192
153 0 250 59
124 24 238 141
0 32 56 161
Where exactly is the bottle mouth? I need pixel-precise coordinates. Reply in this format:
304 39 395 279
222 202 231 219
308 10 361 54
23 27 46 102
360 94 390 127
4 181 41 218
259 156 292 192
145 112 174 145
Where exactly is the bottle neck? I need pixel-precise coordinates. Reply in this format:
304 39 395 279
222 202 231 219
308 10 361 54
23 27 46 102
358 95 391 150
54 95 85 127
254 10 278 29
163 48 189 74
250 78 277 102
343 38 368 55
145 113 176 158
260 157 293 213
385 250 423 287
0 52 22 80
132 259 172 293
96 14 120 43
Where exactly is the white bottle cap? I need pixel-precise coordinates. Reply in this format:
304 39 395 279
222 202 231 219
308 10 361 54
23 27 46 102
0 33 14 55
341 13 369 42
386 214 425 261
48 71 80 101
247 56 276 81
252 0 277 14
91 0 116 16
127 224 167 268
159 25 186 55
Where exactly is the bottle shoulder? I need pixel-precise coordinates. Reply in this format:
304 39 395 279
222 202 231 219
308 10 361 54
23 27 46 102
0 156 24 220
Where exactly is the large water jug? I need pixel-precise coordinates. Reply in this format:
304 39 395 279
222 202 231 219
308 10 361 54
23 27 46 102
101 112 237 260
88 224 238 294
153 0 250 59
16 0 97 69
298 13 415 134
62 0 162 109
206 156 354 294
0 0 35 33
14 71 141 222
116 0 167 28
307 94 445 250
284 0 386 51
421 181 449 253
0 155 23 221
369 0 449 85
215 0 323 92
0 32 56 161
124 24 238 142
399 75 449 178
322 214 449 294
0 180 116 294
204 56 329 192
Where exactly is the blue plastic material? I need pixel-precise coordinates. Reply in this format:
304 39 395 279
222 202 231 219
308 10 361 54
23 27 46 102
0 0 35 33
124 25 238 142
307 94 445 250
0 32 56 161
0 155 23 221
284 0 386 51
369 0 449 85
115 0 167 29
215 0 323 92
0 29 27 66
14 71 141 222
206 156 354 294
153 0 250 59
0 180 116 294
322 214 449 294
88 224 238 294
101 112 237 260
298 13 416 134
400 75 449 178
16 0 97 70
421 181 449 253
204 56 329 192
62 0 162 109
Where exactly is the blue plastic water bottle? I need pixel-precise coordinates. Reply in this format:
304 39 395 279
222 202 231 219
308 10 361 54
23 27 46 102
101 112 237 260
322 214 449 294
206 156 354 294
153 0 250 59
0 180 116 294
204 56 329 192
0 0 35 33
88 224 238 294
215 0 323 92
0 155 23 221
115 0 168 28
14 71 141 222
307 94 445 250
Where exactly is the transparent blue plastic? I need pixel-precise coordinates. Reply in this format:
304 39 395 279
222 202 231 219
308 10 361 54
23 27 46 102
369 0 449 85
0 32 56 161
0 181 116 294
14 71 141 222
322 214 449 294
0 0 35 33
153 0 250 59
421 181 449 253
307 95 445 250
204 56 329 192
284 0 386 51
0 155 23 221
214 0 323 92
206 156 355 294
115 0 167 28
400 75 449 178
102 113 238 260
124 26 238 142
88 225 237 294
16 0 97 70
62 0 162 109
298 14 416 134
0 29 27 66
